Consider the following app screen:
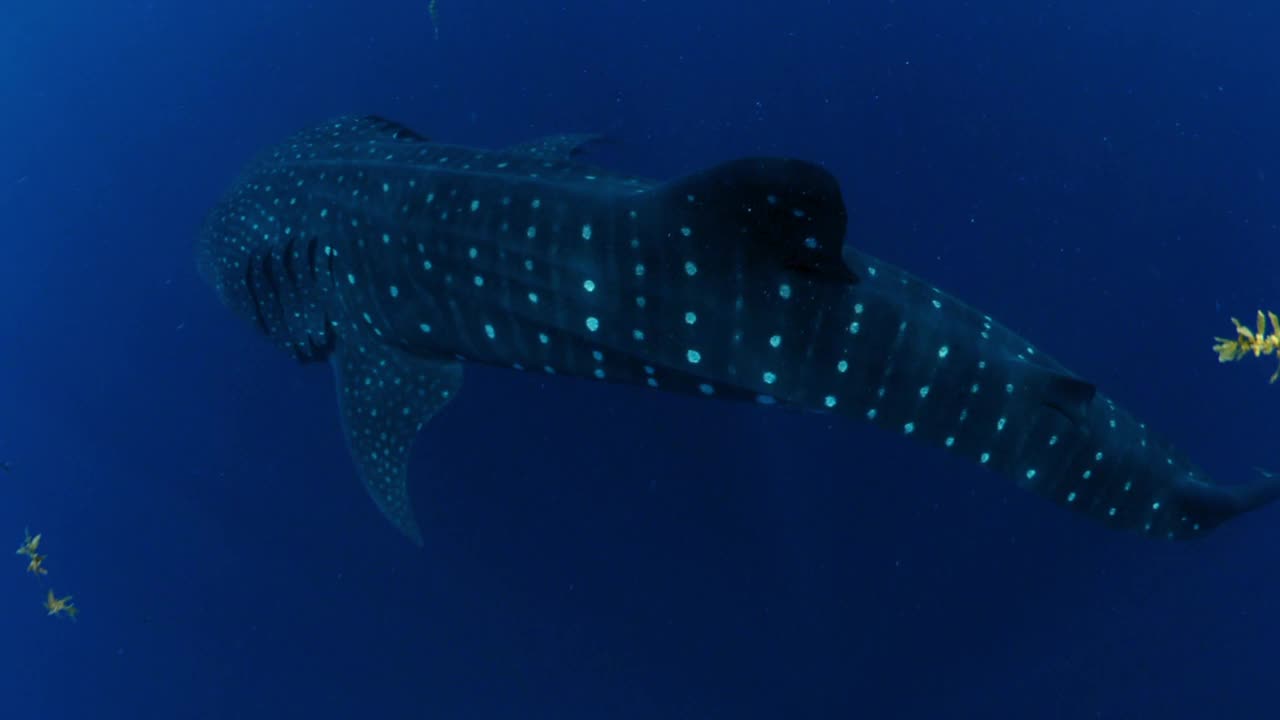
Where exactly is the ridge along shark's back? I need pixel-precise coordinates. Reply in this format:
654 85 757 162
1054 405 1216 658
199 115 1280 546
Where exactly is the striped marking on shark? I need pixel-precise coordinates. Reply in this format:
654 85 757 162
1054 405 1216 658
198 115 1280 545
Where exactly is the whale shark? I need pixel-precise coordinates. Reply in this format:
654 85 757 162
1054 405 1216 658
198 115 1280 545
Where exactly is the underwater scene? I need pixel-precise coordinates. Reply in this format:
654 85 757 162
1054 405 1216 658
2 1 1279 718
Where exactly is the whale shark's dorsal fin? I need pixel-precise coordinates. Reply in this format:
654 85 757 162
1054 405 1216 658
352 115 431 143
506 133 605 161
659 157 857 284
331 341 462 546
266 116 431 154
1038 372 1097 427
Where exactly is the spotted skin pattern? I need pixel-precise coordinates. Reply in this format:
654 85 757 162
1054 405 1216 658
198 116 1280 544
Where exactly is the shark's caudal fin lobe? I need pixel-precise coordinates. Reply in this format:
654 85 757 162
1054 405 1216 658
663 158 857 284
331 341 462 546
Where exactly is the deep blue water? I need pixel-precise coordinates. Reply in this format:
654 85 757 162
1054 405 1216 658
2 1 1279 717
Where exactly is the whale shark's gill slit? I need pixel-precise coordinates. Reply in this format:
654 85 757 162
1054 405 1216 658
260 254 285 317
320 314 337 355
281 236 298 289
307 312 336 361
306 331 327 362
306 236 319 278
243 260 269 334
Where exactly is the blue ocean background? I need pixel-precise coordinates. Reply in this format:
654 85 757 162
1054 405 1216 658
2 1 1278 717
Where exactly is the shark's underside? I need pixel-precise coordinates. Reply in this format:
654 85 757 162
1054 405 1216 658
198 115 1280 544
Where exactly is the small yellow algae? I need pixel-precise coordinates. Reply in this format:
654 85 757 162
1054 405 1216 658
26 553 48 576
1213 310 1280 383
44 589 77 621
15 528 41 558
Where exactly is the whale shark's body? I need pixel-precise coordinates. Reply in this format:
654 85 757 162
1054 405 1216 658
198 115 1280 544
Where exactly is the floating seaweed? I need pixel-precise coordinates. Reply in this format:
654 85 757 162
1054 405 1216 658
44 589 77 621
17 528 79 620
1213 310 1280 383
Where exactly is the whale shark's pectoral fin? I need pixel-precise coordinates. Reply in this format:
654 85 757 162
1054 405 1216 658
331 341 462 546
